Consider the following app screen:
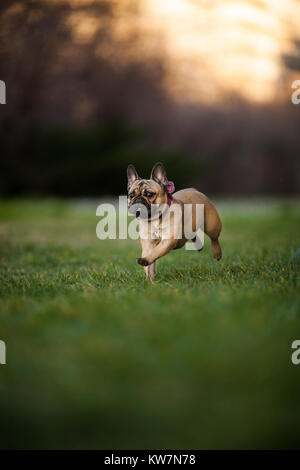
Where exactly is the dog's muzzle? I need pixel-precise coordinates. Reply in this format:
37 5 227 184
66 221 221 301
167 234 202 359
128 197 151 219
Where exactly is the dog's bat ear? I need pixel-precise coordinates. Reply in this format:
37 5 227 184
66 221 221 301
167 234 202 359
127 164 139 189
150 162 167 185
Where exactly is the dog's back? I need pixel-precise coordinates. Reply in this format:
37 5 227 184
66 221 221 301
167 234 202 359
173 188 222 260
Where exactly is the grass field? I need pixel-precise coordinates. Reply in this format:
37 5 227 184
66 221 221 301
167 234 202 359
0 198 299 449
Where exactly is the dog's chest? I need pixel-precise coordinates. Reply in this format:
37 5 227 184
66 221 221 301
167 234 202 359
139 219 162 242
150 219 161 240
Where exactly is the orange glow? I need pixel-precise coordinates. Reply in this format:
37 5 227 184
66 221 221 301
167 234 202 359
141 0 300 103
64 0 300 103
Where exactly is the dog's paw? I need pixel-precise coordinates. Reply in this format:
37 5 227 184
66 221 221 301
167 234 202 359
137 257 149 267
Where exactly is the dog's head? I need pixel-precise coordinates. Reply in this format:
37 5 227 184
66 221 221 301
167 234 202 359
127 162 169 219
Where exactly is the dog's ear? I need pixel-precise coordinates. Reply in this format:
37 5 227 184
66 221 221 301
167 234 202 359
150 162 167 185
127 164 139 189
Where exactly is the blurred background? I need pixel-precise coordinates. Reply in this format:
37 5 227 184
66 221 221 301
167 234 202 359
1 0 300 197
1 1 300 450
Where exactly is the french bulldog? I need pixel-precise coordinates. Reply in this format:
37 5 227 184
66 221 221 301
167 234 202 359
127 162 222 282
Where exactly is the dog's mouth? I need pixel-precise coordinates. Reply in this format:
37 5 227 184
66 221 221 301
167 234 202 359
128 198 151 219
128 201 167 220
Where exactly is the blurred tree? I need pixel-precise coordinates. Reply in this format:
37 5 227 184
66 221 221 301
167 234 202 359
283 39 300 71
0 1 299 196
0 0 175 196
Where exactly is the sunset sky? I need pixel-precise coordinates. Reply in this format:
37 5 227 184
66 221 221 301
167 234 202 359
140 0 300 103
22 0 300 104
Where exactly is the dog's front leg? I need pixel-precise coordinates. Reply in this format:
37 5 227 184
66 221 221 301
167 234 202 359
137 240 176 267
140 239 157 282
143 263 156 282
147 262 156 282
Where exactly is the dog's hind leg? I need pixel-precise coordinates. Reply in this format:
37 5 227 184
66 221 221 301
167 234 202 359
203 205 222 260
210 238 222 260
192 233 221 259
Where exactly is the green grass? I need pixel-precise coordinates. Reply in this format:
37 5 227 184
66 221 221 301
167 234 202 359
0 198 300 449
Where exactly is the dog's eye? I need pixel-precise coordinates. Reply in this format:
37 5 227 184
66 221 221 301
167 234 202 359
145 191 155 198
128 193 135 199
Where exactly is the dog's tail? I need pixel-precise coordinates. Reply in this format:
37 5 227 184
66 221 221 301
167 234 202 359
211 239 222 261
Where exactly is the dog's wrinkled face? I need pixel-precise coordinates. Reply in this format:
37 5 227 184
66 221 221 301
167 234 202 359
127 162 168 219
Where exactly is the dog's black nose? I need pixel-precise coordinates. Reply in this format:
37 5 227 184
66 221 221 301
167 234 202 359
136 210 140 218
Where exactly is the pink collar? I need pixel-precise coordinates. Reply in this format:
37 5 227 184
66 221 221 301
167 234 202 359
167 181 175 207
